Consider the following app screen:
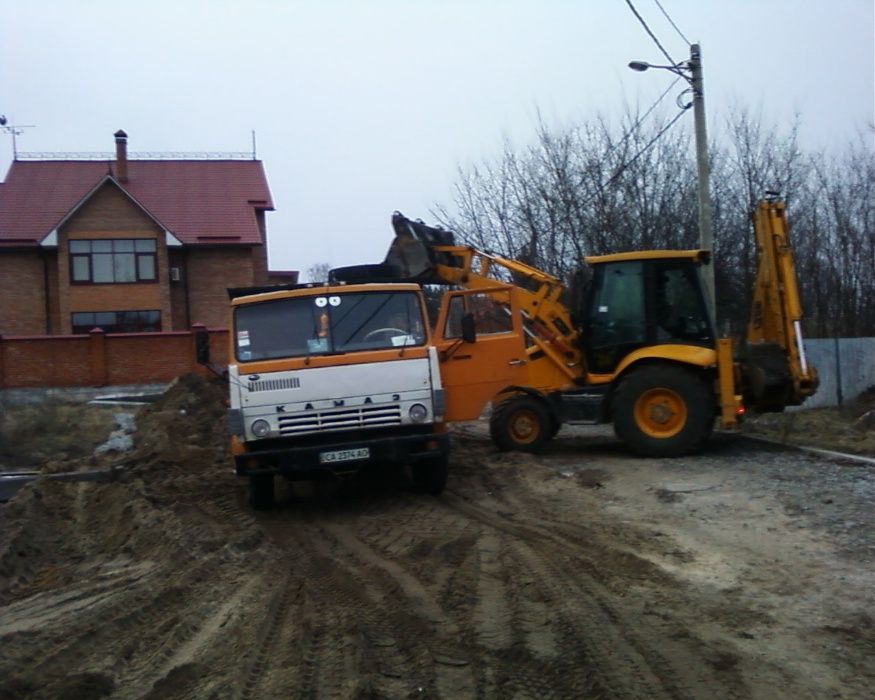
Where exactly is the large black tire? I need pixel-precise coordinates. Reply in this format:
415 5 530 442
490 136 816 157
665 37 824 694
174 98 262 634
489 395 551 453
249 474 275 510
411 454 448 495
613 364 714 457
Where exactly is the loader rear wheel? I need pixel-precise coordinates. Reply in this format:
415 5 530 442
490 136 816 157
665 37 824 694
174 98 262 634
249 474 274 510
613 365 714 457
490 396 550 453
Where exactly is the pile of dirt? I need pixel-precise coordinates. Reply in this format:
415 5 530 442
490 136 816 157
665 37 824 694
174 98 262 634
0 372 272 611
742 386 875 456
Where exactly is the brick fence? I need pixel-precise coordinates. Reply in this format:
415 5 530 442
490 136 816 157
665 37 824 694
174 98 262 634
0 325 229 389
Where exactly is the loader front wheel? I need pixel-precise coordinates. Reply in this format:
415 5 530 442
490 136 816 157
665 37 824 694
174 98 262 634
613 365 714 457
490 396 550 453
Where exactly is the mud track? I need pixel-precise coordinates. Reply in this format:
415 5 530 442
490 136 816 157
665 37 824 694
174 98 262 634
1 376 872 699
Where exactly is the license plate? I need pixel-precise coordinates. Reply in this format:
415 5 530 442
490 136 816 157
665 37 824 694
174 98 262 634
319 447 370 464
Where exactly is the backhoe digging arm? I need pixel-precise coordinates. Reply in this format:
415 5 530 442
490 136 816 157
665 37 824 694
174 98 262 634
743 196 818 409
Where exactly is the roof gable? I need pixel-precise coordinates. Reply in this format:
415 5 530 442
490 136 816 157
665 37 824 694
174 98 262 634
0 159 274 247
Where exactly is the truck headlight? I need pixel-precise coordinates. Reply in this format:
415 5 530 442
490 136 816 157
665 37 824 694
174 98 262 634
408 403 428 423
251 419 271 437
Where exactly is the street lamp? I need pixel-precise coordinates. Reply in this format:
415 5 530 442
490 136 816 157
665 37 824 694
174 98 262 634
629 44 715 324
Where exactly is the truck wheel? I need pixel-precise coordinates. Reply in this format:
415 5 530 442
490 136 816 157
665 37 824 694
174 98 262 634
613 365 714 457
490 396 550 453
249 474 274 510
412 454 448 495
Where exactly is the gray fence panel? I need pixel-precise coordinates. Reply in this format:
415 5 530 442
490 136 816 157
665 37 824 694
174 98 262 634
796 338 875 409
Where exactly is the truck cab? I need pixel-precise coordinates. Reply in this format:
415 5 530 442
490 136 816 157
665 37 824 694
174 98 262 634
226 282 449 508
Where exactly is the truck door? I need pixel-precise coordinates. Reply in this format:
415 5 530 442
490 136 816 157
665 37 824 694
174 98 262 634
435 287 528 421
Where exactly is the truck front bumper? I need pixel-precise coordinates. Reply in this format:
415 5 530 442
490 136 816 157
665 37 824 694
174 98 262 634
234 431 450 479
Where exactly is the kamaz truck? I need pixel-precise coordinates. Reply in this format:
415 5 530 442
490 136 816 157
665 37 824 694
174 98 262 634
221 281 450 509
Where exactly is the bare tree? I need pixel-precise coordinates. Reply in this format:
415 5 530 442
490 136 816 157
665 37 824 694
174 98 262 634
435 104 874 337
304 262 332 283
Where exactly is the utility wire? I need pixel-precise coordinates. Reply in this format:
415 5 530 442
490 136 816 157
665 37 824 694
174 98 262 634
606 107 690 186
607 75 683 161
653 0 691 46
624 0 677 66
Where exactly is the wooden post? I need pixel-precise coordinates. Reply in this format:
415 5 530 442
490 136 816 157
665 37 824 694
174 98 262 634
89 328 107 386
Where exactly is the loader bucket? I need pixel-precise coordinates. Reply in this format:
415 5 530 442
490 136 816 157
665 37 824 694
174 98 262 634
384 212 457 282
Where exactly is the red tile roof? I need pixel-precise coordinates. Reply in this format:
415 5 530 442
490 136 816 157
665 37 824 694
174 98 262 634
0 159 273 247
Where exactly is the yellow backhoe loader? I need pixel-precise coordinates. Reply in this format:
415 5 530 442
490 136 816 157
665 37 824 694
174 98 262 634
338 195 818 457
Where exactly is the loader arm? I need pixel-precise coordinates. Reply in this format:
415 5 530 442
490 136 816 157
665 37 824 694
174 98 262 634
385 213 584 385
431 246 584 382
743 197 818 408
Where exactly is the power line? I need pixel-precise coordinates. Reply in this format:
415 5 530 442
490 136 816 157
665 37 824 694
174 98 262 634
606 107 690 186
624 0 677 66
653 0 691 46
610 75 683 158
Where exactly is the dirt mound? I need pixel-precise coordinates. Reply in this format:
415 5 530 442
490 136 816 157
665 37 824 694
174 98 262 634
0 373 270 604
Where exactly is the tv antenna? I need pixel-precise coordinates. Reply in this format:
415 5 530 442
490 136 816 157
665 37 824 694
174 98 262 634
0 116 36 158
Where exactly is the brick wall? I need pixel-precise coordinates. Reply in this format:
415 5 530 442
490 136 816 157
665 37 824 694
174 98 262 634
0 251 48 335
0 327 229 389
187 248 258 328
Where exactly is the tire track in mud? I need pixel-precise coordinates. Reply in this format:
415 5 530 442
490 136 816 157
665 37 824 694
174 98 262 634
213 456 752 700
440 486 751 700
253 490 603 698
3 560 222 694
236 570 300 700
248 511 432 698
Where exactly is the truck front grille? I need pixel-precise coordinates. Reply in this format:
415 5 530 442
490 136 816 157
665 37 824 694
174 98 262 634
277 404 402 435
248 377 301 392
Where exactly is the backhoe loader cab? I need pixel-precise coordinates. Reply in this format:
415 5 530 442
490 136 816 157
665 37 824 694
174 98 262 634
581 251 714 375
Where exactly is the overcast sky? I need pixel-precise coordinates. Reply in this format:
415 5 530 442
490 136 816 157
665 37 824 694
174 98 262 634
2 1 872 279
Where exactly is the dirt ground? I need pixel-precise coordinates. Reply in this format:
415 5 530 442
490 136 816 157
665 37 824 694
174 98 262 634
742 387 875 457
0 375 873 699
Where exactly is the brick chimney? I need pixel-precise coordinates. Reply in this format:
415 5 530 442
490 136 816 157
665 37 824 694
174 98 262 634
114 129 128 182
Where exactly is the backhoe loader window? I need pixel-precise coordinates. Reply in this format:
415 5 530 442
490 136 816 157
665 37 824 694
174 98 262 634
584 261 647 374
589 262 646 346
444 292 513 339
651 263 712 342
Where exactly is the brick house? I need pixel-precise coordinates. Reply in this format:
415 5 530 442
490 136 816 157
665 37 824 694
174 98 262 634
0 130 296 336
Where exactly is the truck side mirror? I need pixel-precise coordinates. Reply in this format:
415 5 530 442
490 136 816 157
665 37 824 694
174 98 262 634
461 312 477 343
195 328 211 365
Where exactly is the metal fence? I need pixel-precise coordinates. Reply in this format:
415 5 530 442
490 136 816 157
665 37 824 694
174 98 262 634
797 338 875 408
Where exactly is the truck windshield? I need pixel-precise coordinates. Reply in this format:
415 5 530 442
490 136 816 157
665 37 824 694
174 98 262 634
234 291 426 362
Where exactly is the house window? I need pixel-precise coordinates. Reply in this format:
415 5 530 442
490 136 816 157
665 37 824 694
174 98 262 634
69 239 157 283
72 310 162 334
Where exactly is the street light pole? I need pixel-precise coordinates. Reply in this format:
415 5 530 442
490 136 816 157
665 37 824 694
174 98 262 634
688 44 716 323
628 44 716 325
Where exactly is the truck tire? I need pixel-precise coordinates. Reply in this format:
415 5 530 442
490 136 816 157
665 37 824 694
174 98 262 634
249 474 274 510
489 395 550 453
613 364 714 457
411 454 448 495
